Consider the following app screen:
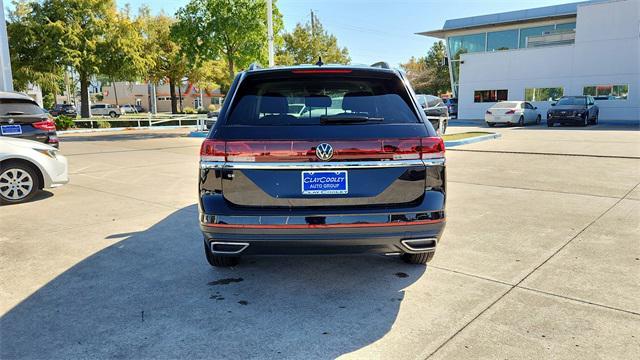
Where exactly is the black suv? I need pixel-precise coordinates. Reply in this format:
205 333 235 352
547 95 599 127
49 103 77 118
198 64 446 267
0 92 59 148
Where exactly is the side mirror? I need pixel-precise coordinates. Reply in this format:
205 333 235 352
534 106 538 110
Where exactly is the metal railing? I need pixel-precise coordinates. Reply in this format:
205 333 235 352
71 113 210 131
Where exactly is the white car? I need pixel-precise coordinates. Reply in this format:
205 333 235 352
90 103 122 118
0 137 68 204
485 101 541 127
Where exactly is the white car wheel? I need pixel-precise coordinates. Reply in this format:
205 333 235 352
0 164 39 204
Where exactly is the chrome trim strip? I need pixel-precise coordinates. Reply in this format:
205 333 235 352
200 158 444 170
210 241 250 255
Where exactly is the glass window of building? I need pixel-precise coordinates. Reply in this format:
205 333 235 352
519 25 555 48
555 22 576 31
583 85 628 100
487 30 518 51
474 90 508 103
524 87 564 101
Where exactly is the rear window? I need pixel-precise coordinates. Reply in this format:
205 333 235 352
492 101 520 108
0 99 45 116
556 97 586 105
226 74 420 126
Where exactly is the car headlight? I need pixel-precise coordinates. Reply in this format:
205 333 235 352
34 148 59 159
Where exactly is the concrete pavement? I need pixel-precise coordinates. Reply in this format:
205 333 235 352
1 125 638 359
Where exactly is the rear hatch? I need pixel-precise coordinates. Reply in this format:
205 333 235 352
0 98 56 143
201 68 443 208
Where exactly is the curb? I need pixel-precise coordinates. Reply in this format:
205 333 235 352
444 132 501 147
58 125 198 135
188 131 209 138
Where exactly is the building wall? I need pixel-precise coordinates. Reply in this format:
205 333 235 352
101 82 223 112
457 0 639 122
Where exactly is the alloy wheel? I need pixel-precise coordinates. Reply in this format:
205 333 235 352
0 168 34 201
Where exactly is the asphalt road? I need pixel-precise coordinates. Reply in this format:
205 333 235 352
1 123 639 359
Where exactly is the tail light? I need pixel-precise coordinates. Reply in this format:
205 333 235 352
32 119 56 131
505 110 516 114
201 138 445 162
485 110 492 115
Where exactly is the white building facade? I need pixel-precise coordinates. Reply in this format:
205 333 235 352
419 0 639 123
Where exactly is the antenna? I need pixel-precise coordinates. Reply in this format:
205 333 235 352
315 56 324 66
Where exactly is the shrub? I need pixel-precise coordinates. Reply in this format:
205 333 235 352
96 120 111 128
183 107 197 114
208 104 220 112
54 115 75 130
197 107 208 114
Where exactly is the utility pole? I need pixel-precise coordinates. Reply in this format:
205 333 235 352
310 10 316 60
267 0 274 67
0 0 14 92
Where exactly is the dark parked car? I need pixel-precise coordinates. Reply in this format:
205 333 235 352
547 95 599 127
416 94 449 134
205 110 219 129
0 92 59 148
443 97 458 118
49 103 77 117
199 64 446 267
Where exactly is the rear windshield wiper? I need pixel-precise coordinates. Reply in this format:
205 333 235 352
320 115 384 124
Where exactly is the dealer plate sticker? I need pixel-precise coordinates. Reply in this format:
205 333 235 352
302 171 348 195
1 125 22 135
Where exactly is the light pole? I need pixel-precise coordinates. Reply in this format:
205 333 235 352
0 0 14 92
267 0 274 67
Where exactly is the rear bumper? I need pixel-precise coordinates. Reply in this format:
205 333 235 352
199 191 445 256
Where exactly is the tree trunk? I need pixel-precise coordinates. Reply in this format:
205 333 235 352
226 55 235 83
79 72 90 118
111 77 119 106
169 77 178 114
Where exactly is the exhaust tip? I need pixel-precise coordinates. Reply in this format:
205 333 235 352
210 242 249 255
401 238 437 252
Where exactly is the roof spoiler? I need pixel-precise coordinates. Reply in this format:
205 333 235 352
247 63 262 71
370 61 391 69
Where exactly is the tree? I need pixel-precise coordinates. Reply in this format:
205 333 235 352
401 41 451 95
173 0 284 88
137 8 190 113
6 0 63 96
99 6 153 106
276 13 350 66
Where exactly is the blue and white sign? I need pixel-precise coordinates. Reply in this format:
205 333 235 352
1 125 22 135
302 170 348 195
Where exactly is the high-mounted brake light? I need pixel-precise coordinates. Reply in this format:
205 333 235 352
291 69 353 74
32 119 56 131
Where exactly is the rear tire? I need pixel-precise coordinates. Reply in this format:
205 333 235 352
109 111 117 118
401 252 435 265
518 116 524 127
536 115 541 125
204 240 240 267
487 122 495 127
592 112 599 125
547 121 554 127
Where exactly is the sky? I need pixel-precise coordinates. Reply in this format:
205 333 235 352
9 0 575 67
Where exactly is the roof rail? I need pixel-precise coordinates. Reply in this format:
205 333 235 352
370 61 390 69
247 62 262 71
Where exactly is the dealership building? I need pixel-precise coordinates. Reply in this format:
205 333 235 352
418 0 639 123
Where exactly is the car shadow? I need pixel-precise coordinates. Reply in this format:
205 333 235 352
0 205 425 359
60 131 190 143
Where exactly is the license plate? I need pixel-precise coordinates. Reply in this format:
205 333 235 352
1 125 22 135
302 171 348 195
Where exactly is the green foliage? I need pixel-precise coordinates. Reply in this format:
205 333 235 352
183 107 197 114
96 120 111 128
54 115 75 130
42 92 56 110
276 13 350 66
173 0 284 85
401 41 451 95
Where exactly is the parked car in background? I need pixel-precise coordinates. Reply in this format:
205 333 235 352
485 101 541 127
0 137 68 204
121 104 146 114
415 94 449 134
443 97 458 118
90 103 122 118
199 64 446 267
205 110 219 130
547 96 598 127
49 104 77 118
1 91 59 148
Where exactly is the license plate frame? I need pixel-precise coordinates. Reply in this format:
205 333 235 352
1 124 22 135
301 170 348 195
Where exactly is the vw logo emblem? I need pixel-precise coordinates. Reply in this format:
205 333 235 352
315 143 334 161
